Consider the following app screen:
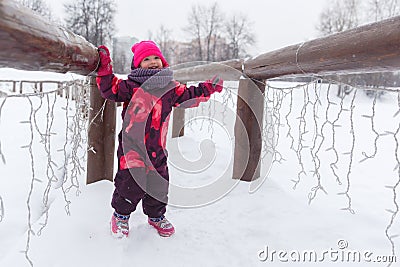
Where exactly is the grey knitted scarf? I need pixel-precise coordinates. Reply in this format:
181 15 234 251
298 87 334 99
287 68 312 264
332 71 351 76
128 68 174 90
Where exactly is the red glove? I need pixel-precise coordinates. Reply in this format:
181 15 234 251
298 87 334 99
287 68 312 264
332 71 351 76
97 45 113 76
205 75 224 93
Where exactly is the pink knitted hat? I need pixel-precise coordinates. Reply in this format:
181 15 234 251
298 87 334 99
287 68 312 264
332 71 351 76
131 40 169 68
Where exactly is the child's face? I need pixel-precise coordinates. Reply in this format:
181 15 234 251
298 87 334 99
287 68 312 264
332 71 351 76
139 55 163 69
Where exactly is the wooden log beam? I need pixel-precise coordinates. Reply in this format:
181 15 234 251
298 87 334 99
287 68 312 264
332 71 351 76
245 16 400 80
173 59 243 82
0 0 98 75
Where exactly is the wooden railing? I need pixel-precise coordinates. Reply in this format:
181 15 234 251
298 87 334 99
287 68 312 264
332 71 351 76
1 0 400 183
0 0 114 184
173 15 400 181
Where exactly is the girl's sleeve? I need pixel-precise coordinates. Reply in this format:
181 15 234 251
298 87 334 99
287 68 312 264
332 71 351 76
172 79 223 108
96 74 138 102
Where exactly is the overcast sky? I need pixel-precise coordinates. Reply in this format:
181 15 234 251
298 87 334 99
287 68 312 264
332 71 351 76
50 0 330 56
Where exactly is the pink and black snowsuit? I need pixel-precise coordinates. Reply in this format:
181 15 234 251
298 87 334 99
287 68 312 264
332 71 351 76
97 67 222 217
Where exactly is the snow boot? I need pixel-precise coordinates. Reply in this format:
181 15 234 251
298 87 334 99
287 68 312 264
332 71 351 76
111 212 130 238
148 215 175 237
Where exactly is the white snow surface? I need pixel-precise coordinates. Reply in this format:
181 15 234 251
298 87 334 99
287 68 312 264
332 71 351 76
0 68 399 267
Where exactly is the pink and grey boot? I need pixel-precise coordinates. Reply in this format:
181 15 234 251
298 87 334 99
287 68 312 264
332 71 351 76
111 212 130 238
148 215 175 237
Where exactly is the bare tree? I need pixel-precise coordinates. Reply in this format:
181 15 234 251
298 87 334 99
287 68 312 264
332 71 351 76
184 4 204 61
18 0 51 19
203 3 223 61
367 0 400 22
225 13 255 59
64 0 116 46
181 2 255 63
184 2 224 61
317 0 360 35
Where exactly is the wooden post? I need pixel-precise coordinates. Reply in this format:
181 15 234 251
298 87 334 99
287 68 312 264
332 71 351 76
86 76 116 184
233 78 265 182
12 81 16 92
171 107 185 138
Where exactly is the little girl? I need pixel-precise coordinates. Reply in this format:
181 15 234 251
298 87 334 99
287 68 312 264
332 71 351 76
96 40 223 238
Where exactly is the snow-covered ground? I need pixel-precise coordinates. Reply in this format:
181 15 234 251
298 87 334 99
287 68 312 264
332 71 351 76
0 68 399 267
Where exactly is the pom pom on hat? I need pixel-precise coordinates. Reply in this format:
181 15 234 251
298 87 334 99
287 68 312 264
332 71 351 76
131 40 169 68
